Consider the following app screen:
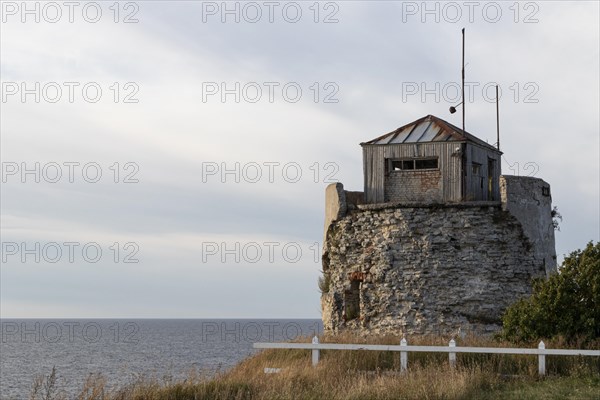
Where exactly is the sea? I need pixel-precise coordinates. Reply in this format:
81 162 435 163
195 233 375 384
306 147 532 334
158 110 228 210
0 319 323 399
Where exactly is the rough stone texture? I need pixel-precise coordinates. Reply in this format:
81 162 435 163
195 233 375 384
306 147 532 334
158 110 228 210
500 175 557 276
385 170 442 203
321 176 555 337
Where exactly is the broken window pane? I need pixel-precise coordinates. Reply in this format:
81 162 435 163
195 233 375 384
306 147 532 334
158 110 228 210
391 160 403 171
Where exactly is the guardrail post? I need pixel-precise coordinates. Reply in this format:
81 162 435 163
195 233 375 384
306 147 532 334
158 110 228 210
538 341 545 376
311 336 320 367
449 339 456 368
400 338 408 372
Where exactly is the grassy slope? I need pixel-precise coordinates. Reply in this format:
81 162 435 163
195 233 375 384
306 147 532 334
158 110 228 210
30 335 600 400
481 376 600 400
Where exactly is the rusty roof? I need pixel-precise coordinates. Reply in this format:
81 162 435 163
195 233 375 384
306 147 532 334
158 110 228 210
361 115 500 152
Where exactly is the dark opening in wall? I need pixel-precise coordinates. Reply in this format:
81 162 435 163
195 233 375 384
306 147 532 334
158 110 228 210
387 158 439 172
344 280 361 320
415 158 438 170
542 186 550 197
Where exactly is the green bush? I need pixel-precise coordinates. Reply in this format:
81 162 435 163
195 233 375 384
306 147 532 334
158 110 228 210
501 241 600 343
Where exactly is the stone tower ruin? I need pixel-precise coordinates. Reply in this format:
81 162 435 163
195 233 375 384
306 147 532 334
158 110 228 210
321 115 557 336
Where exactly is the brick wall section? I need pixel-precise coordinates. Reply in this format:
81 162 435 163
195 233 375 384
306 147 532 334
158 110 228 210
384 170 442 203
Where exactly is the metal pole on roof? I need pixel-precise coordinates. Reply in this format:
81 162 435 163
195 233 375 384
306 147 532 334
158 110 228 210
496 84 500 151
461 28 465 133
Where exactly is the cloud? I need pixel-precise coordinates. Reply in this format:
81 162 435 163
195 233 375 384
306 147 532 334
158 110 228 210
1 1 598 317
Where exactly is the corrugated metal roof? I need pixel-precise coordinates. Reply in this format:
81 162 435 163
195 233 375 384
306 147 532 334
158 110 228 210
361 115 500 152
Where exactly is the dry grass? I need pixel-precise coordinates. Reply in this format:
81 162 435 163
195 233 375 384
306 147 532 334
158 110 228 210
29 334 600 400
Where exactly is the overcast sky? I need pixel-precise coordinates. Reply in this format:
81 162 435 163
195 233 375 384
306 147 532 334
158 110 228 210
1 1 598 318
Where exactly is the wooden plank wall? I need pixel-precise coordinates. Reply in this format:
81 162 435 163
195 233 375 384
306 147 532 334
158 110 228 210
363 143 463 203
466 143 502 201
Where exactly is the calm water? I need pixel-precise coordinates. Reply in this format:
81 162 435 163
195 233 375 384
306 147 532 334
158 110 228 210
0 319 322 399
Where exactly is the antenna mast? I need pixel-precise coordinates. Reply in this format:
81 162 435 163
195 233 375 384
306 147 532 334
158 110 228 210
461 28 465 133
496 84 500 150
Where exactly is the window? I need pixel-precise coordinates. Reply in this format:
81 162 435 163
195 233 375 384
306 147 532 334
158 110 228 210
388 158 438 172
472 163 481 176
402 160 414 170
390 160 414 171
415 158 438 169
542 186 550 197
487 158 496 201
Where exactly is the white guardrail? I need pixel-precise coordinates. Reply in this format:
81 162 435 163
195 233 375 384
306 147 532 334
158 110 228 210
253 336 600 375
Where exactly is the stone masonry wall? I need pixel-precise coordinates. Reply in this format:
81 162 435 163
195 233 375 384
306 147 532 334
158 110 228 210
321 201 545 337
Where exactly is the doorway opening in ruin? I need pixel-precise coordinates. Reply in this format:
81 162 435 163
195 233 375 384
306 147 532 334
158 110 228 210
344 280 360 320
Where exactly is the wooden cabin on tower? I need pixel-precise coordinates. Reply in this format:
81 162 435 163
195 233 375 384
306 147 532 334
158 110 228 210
361 115 502 204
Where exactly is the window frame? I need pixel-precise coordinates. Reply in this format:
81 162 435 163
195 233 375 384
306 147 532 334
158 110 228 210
387 157 440 173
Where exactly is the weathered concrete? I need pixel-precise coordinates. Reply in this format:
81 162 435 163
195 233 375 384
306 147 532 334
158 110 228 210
345 191 365 210
323 183 347 243
500 175 557 276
